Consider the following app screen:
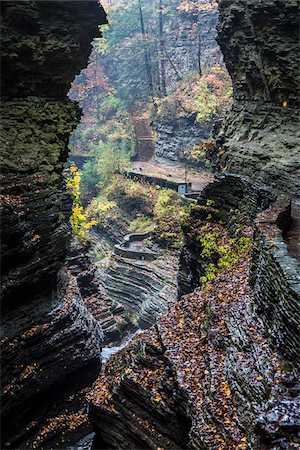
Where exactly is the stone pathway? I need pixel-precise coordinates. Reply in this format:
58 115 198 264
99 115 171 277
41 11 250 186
131 160 213 192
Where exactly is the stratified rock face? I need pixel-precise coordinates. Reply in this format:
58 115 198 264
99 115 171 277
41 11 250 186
216 0 300 194
1 0 105 98
165 5 223 91
251 196 300 370
153 114 214 163
1 98 78 303
0 1 106 446
98 252 178 331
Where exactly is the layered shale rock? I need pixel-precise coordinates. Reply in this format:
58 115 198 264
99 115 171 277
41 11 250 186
1 0 106 446
67 230 178 346
89 267 298 449
88 177 300 449
251 196 300 372
153 114 215 163
98 251 178 331
216 0 300 194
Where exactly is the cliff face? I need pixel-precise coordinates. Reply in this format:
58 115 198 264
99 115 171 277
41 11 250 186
153 114 214 162
0 1 106 446
153 5 225 164
164 5 223 92
216 0 300 194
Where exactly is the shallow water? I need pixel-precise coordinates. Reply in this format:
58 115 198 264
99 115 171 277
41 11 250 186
101 329 143 364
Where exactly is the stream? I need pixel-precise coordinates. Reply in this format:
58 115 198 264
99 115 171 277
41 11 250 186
69 329 144 450
101 328 143 363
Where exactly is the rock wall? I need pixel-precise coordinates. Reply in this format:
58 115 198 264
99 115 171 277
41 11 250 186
165 4 222 92
98 251 178 331
153 114 214 163
251 196 300 372
0 1 107 446
178 174 276 297
216 0 300 194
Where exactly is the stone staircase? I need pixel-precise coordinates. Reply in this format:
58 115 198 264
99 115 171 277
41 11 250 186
132 112 155 162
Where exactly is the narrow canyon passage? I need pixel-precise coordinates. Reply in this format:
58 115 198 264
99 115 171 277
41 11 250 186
1 1 299 450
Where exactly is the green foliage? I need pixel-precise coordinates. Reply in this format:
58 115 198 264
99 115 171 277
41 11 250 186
80 160 99 196
198 229 252 285
129 215 153 233
194 84 217 121
236 236 252 254
85 175 187 249
154 189 188 248
95 141 130 187
217 245 238 269
86 196 117 225
104 175 158 216
97 0 180 105
198 232 219 257
200 263 218 285
156 65 232 121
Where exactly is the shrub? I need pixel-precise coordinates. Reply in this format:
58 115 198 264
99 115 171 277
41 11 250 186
66 163 97 239
198 229 252 285
86 196 117 225
129 216 153 233
154 189 188 248
105 176 158 216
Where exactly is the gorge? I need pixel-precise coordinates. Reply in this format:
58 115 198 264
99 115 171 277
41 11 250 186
1 1 299 450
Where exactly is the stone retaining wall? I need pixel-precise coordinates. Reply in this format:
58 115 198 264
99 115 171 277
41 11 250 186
126 171 191 193
114 232 159 261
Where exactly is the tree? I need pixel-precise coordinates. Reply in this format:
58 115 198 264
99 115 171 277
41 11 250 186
138 0 155 99
157 0 167 96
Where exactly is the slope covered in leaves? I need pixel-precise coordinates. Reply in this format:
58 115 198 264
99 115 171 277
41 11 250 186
87 221 290 449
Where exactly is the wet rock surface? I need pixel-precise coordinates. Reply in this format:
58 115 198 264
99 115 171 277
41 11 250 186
1 270 102 448
216 0 300 194
1 0 106 446
89 249 299 449
251 196 300 370
153 114 215 163
98 251 178 332
67 231 178 347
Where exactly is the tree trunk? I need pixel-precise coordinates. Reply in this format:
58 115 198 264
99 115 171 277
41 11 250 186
94 51 100 124
158 0 167 96
197 11 202 77
138 0 154 99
